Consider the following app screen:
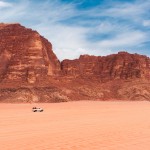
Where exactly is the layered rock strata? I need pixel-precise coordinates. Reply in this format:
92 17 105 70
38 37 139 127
0 23 150 102
61 52 150 82
0 23 60 84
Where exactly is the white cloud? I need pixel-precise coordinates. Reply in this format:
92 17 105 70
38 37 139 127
0 0 29 22
0 1 12 8
143 20 150 27
0 0 150 60
97 31 147 49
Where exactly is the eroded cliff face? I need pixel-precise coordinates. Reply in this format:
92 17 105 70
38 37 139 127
60 53 150 101
0 23 150 102
0 23 60 84
61 52 150 81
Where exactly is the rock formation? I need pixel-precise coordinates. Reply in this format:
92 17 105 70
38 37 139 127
0 23 150 102
61 52 150 82
0 23 60 84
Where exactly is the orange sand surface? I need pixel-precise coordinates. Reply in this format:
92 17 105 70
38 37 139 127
0 101 150 150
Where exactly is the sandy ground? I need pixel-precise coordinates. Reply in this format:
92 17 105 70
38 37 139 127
0 101 150 150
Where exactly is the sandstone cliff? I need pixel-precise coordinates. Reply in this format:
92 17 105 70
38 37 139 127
0 23 60 84
61 52 150 81
0 23 150 102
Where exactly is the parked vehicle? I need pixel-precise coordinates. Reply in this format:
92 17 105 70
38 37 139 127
32 107 43 112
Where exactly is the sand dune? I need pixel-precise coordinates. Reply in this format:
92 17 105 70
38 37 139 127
0 101 150 150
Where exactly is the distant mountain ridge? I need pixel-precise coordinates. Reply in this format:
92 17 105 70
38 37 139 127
0 23 150 102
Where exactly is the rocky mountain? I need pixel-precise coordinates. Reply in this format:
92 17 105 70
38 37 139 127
0 23 60 84
62 52 150 81
0 23 150 102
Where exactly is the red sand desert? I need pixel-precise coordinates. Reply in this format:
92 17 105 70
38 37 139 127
0 101 150 150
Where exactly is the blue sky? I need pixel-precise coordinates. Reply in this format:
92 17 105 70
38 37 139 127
0 0 150 60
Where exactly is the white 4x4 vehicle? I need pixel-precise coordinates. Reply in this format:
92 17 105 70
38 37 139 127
32 107 43 112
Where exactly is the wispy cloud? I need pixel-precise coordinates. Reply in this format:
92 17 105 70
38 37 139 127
0 0 150 60
143 20 150 27
0 1 12 8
